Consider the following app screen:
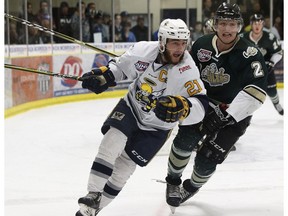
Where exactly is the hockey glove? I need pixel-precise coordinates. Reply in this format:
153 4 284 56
81 66 116 94
154 95 191 123
265 61 274 73
201 104 235 136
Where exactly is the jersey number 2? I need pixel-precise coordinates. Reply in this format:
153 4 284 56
251 61 265 78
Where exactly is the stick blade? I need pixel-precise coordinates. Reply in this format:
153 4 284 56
169 206 176 214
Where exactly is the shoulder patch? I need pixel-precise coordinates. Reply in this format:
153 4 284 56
197 48 212 62
134 61 149 72
243 46 258 58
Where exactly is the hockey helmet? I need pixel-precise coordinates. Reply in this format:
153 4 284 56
158 18 190 53
250 14 264 23
214 2 243 31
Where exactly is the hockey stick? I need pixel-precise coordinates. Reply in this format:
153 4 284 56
4 13 118 57
5 63 87 81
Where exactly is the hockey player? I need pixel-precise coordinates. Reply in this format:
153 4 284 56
76 18 208 216
165 2 268 210
241 14 284 115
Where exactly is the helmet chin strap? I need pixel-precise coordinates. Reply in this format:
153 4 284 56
159 40 166 53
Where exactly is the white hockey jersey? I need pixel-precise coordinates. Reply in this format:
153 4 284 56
108 41 207 131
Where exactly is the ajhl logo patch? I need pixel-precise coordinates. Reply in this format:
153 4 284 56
197 49 212 62
135 61 149 72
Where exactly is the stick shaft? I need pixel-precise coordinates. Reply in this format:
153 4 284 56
5 13 118 57
5 64 85 81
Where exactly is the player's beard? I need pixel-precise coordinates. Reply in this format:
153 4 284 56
162 49 184 65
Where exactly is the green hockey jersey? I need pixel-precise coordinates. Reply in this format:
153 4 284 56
241 30 282 62
190 34 268 122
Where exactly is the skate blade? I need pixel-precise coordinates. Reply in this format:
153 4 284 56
169 206 176 214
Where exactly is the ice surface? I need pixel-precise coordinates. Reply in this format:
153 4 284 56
4 90 284 216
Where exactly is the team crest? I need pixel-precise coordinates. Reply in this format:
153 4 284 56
243 46 258 58
197 49 212 62
201 63 230 86
135 61 149 72
135 82 165 112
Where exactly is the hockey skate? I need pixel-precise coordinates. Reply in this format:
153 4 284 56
274 103 284 115
166 183 181 213
180 179 200 204
76 192 102 216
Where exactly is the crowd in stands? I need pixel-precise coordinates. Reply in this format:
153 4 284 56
5 0 150 44
5 0 283 45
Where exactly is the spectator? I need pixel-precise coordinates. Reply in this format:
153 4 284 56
202 0 213 20
19 19 42 44
271 16 282 40
91 13 110 42
110 13 123 42
191 21 204 41
36 0 56 36
86 2 97 41
122 21 136 42
131 16 149 41
85 2 97 20
8 22 20 44
36 0 50 24
102 12 111 42
263 16 271 31
25 1 36 21
120 11 129 28
55 1 72 43
18 1 35 21
17 1 37 41
263 16 281 40
71 1 91 42
40 15 54 43
102 12 112 26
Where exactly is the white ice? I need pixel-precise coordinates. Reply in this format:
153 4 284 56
4 90 284 216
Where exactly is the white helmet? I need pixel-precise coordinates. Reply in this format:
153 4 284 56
158 18 190 53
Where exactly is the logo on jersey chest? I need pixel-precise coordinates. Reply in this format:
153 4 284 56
179 65 191 73
135 61 149 72
135 82 165 112
243 46 258 58
201 63 230 86
197 49 212 62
